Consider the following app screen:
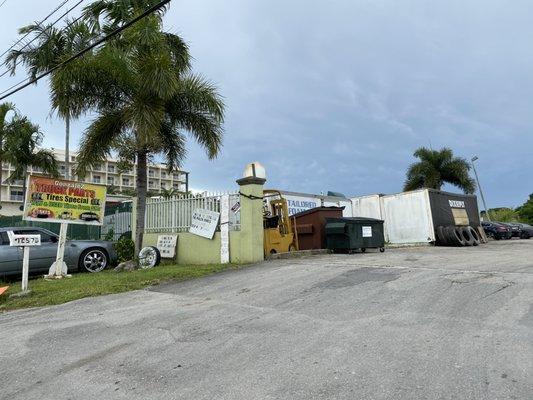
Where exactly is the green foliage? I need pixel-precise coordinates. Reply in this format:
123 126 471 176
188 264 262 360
103 228 115 241
4 116 60 182
517 196 533 224
485 208 520 223
404 147 476 194
113 236 135 262
48 1 225 254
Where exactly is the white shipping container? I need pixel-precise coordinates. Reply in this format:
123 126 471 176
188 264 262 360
350 194 383 220
381 189 435 244
351 189 435 244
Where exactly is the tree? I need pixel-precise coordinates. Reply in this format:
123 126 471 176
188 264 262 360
51 1 224 253
0 102 17 208
3 116 60 201
404 147 476 194
5 19 95 179
517 195 533 224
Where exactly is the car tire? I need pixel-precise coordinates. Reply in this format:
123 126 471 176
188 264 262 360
460 227 475 246
79 248 109 273
436 226 449 246
445 226 465 246
138 246 161 269
467 226 481 246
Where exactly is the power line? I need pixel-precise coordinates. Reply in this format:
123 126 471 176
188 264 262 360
0 0 72 60
0 0 84 78
0 0 172 101
0 0 9 10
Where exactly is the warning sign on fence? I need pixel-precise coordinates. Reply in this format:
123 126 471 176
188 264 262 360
189 208 220 239
23 175 107 226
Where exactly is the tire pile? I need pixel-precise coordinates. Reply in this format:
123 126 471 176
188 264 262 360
435 225 485 247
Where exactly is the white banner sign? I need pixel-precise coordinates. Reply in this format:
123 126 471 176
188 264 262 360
189 208 220 239
362 226 372 238
156 235 178 258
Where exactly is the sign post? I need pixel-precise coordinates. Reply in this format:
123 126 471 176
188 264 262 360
22 175 107 279
8 232 41 293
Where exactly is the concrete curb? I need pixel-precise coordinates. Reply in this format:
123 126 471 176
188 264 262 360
266 249 330 260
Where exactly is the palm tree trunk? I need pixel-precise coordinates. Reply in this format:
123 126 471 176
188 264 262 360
135 150 148 256
65 114 70 180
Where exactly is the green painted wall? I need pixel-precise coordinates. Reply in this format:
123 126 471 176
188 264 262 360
143 231 247 265
141 176 266 265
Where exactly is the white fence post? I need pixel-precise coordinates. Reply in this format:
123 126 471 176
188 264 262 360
220 194 230 264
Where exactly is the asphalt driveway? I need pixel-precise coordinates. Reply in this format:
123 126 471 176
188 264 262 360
1 240 532 400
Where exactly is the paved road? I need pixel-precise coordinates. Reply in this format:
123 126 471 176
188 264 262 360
1 240 532 400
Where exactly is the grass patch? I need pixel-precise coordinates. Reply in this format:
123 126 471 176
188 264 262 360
0 262 244 312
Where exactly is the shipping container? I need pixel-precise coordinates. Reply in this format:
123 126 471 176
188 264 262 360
350 189 480 245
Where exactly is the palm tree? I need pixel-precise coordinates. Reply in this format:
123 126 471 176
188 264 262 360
51 1 224 253
5 19 95 179
404 147 476 194
3 115 59 204
0 102 17 208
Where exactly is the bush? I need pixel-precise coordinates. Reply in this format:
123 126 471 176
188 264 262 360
114 237 135 262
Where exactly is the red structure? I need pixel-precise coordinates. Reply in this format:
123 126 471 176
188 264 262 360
293 207 344 250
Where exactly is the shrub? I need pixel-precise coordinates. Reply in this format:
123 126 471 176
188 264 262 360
114 237 135 262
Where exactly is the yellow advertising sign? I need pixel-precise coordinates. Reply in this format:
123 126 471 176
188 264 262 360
23 175 107 226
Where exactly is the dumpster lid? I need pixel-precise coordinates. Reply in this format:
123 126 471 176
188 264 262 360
292 206 345 218
326 216 384 223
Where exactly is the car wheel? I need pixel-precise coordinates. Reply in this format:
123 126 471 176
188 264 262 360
79 249 108 273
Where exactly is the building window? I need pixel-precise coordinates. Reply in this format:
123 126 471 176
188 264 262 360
10 190 24 201
107 176 114 185
173 182 181 189
107 165 115 173
148 169 155 177
173 173 182 180
93 164 102 172
148 180 155 188
161 171 166 178
122 178 130 186
93 175 101 184
70 156 76 162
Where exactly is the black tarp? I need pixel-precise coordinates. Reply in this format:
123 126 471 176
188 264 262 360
427 189 481 228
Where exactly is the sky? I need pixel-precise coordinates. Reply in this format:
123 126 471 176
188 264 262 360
0 0 532 208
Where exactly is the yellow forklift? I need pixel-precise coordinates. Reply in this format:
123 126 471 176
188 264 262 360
263 190 299 256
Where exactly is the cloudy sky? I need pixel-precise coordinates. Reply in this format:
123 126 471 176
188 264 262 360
1 0 532 208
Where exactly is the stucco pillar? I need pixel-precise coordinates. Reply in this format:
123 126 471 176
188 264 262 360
236 177 265 263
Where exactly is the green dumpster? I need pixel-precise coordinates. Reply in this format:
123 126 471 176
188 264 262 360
325 217 385 253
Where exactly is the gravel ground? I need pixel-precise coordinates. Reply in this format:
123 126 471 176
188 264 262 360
1 239 532 400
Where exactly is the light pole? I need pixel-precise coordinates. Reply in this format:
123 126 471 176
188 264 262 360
471 156 490 221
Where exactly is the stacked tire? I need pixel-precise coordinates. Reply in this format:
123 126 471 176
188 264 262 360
436 225 481 247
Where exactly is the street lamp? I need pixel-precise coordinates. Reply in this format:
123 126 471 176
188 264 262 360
471 156 491 221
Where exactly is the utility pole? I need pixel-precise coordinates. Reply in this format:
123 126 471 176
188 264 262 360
471 156 490 221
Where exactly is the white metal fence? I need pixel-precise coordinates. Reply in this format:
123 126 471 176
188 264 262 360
145 192 241 233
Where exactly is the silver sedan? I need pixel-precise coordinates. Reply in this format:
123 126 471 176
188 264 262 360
0 226 118 277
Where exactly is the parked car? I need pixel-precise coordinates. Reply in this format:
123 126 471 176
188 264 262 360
517 223 533 239
481 221 512 240
500 222 522 238
0 227 117 277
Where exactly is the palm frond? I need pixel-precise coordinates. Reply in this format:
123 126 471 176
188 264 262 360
76 110 126 176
